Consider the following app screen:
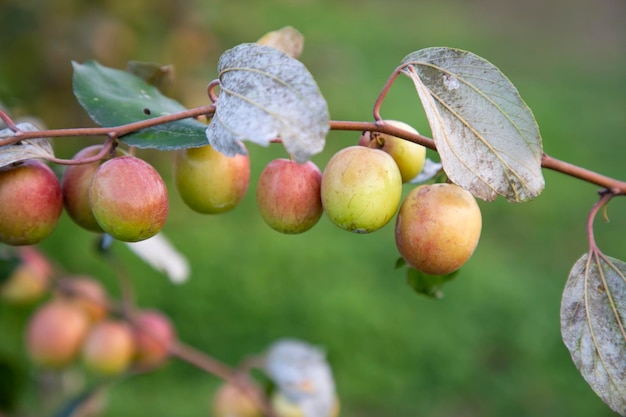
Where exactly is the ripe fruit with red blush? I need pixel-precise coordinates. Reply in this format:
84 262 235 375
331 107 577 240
61 144 124 232
256 158 323 234
395 183 482 275
89 156 169 242
25 300 90 368
132 310 176 369
0 160 63 245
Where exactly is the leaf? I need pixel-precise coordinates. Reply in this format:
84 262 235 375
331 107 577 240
257 26 304 58
401 47 544 202
125 232 190 284
0 123 54 168
561 252 626 415
126 60 176 94
409 158 443 184
72 60 208 150
406 267 458 299
206 43 329 163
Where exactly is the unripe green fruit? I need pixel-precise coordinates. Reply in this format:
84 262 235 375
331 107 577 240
256 159 323 234
362 120 426 183
61 144 124 232
26 301 90 368
89 156 169 242
0 160 63 245
395 183 482 275
321 146 402 233
82 319 135 375
172 144 250 214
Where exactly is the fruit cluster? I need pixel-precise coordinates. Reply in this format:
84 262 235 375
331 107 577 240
9 268 176 375
0 119 482 276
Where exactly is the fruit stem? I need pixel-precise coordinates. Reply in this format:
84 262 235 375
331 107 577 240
169 341 278 417
0 105 216 147
586 191 615 252
541 153 626 196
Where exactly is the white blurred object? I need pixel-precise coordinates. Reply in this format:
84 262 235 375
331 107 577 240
125 233 190 284
409 158 443 184
264 339 338 417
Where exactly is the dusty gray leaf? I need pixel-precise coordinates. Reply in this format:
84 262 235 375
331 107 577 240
561 252 626 415
206 43 328 163
401 47 544 202
0 123 54 168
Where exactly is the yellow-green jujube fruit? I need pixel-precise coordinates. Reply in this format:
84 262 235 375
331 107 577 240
395 183 482 275
172 144 250 214
321 146 402 233
363 120 426 182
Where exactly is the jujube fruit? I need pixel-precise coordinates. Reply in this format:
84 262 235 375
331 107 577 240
89 155 169 242
0 160 63 245
256 159 323 234
82 319 135 375
172 144 250 214
395 183 482 275
321 146 402 233
363 120 426 183
25 300 90 368
61 144 124 232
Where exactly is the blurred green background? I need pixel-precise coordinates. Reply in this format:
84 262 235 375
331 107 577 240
1 0 625 416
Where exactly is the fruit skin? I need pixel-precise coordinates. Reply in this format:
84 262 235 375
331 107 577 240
82 319 135 375
270 392 340 417
56 276 108 322
172 144 250 214
395 183 482 275
0 160 63 245
89 156 169 242
256 159 323 234
212 382 263 417
321 146 402 233
0 246 52 305
61 144 123 232
132 310 176 369
25 301 90 368
362 120 426 183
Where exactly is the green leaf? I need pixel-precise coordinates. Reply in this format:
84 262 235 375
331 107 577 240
72 60 208 150
561 252 626 415
401 48 544 202
206 43 329 163
406 267 458 299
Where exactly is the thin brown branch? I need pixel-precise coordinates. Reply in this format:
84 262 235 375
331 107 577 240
0 105 216 147
169 341 278 417
542 153 626 195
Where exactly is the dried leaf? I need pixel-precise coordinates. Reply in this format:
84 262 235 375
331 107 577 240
561 252 626 415
206 43 328 163
257 26 304 58
0 123 54 168
401 47 544 202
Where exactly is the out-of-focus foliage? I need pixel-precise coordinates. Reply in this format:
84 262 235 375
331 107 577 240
1 0 625 416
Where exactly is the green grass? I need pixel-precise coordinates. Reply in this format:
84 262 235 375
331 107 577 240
1 0 625 416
